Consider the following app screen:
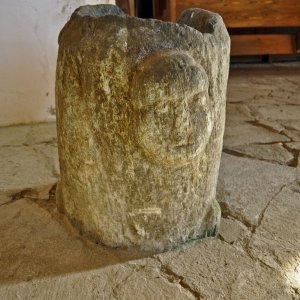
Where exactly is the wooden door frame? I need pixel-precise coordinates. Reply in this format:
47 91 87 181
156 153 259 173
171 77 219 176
167 0 176 22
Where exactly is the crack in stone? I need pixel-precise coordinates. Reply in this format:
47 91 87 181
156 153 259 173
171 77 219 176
283 103 300 107
0 189 33 206
280 124 300 144
282 143 299 167
155 257 204 299
218 180 298 274
227 100 245 104
217 233 226 243
0 140 57 149
246 120 290 137
48 184 57 201
244 244 274 270
222 148 292 166
0 184 57 207
254 183 288 234
217 225 277 272
252 141 290 145
38 139 57 145
1 144 28 148
238 183 293 271
218 200 253 231
223 122 299 166
223 148 256 160
281 124 300 132
218 224 278 271
111 266 141 298
0 200 16 207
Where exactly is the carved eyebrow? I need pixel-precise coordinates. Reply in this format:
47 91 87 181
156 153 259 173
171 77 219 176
132 80 208 111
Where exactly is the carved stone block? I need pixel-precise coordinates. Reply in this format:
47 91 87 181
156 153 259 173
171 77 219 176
55 5 230 251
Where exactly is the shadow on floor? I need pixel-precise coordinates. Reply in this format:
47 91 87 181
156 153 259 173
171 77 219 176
0 186 154 284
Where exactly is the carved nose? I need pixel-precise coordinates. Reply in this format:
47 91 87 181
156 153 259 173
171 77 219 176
172 101 192 144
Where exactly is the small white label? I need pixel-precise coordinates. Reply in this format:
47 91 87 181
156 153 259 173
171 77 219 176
129 207 162 216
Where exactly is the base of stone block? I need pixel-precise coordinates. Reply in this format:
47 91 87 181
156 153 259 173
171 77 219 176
56 180 221 252
198 199 221 240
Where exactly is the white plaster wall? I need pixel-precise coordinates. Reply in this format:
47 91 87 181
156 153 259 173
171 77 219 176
0 0 115 127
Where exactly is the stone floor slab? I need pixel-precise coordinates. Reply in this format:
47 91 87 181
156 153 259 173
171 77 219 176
256 104 300 122
286 142 300 151
0 258 197 300
0 123 59 193
248 183 300 291
0 146 58 192
219 217 250 245
217 153 297 227
223 121 290 148
226 143 294 165
156 239 295 300
0 197 148 284
0 122 56 147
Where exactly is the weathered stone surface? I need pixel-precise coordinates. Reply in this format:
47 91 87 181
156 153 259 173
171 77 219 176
227 66 300 106
223 66 300 170
0 146 58 193
255 104 300 122
227 143 294 165
55 5 230 250
0 196 147 284
248 184 300 279
223 121 289 148
25 122 57 145
217 153 297 227
0 125 30 147
0 123 58 193
0 122 56 147
287 142 300 151
156 239 295 300
0 258 196 300
0 193 10 205
256 119 285 133
110 259 196 300
226 103 254 122
282 120 300 132
219 217 250 245
284 129 300 142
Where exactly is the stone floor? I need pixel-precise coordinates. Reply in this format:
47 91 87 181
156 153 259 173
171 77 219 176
1 63 300 299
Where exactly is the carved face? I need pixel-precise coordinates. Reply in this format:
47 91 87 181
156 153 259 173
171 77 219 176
132 51 213 167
